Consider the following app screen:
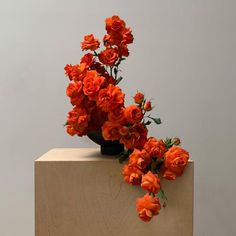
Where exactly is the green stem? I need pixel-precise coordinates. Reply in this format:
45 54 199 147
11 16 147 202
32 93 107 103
110 66 113 77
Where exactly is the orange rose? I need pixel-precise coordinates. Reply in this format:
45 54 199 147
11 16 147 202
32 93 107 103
122 164 143 185
108 107 126 124
129 149 151 169
99 47 119 66
81 34 100 51
70 94 85 106
97 84 124 112
66 81 83 97
102 121 122 141
141 171 161 193
122 27 134 45
136 194 161 222
120 123 147 150
83 70 105 100
103 33 123 46
66 107 90 136
64 63 87 81
144 101 152 111
162 146 189 180
144 137 166 158
80 53 94 67
66 125 77 136
66 81 85 105
134 92 144 104
105 15 126 34
124 105 143 124
119 44 129 57
161 170 177 180
64 64 73 80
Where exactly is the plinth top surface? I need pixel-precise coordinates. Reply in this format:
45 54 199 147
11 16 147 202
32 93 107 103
36 148 194 163
35 148 119 162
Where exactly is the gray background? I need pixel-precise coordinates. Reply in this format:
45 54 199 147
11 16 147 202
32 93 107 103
1 0 236 235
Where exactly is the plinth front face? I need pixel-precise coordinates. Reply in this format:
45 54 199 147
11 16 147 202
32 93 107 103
35 148 193 236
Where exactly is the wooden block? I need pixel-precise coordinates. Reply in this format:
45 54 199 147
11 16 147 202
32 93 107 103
35 148 193 236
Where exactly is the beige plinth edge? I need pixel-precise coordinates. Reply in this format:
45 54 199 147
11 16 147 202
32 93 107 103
35 148 194 236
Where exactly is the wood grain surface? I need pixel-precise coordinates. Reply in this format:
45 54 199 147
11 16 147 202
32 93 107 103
35 148 194 236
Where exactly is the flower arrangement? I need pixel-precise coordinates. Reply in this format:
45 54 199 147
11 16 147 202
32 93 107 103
64 15 190 222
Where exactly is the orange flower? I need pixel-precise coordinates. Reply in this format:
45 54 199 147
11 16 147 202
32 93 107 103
80 53 94 67
119 44 129 57
70 94 85 106
64 63 87 81
144 101 152 111
134 92 144 104
122 164 143 185
136 194 161 222
103 33 123 46
66 107 90 136
141 171 161 193
81 34 100 51
99 47 119 66
83 70 105 100
122 27 134 45
97 84 125 112
129 149 151 169
102 121 122 141
108 107 126 124
66 81 85 105
66 125 77 136
120 123 147 150
66 81 83 97
161 170 177 180
105 15 126 34
124 105 143 124
162 146 189 180
64 64 73 80
144 137 166 159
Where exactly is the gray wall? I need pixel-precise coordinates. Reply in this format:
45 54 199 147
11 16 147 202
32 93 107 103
1 0 236 235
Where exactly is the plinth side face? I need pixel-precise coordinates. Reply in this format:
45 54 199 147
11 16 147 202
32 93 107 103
35 148 193 236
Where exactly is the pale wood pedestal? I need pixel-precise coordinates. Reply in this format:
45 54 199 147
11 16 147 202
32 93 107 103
35 148 194 236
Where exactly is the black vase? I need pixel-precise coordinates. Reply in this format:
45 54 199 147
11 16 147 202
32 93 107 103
87 131 124 155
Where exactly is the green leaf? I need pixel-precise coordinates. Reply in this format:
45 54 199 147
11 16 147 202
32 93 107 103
63 121 68 127
118 151 129 163
148 117 161 125
164 137 174 148
157 189 167 201
144 120 152 126
116 76 123 84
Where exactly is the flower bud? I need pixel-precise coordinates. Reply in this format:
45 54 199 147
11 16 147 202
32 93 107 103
134 92 144 104
144 101 152 111
172 137 181 145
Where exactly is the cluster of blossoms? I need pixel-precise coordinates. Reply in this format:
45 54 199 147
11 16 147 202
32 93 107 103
64 15 190 222
64 15 133 136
